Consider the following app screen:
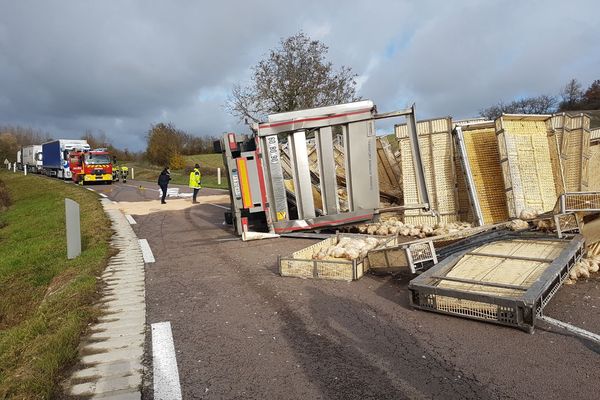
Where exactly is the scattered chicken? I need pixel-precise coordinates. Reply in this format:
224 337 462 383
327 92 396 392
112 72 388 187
351 219 472 238
534 218 555 232
566 252 600 283
312 236 387 261
519 208 540 221
507 219 529 231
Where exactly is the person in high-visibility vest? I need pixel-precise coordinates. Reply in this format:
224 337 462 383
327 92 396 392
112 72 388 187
189 163 202 204
120 165 129 183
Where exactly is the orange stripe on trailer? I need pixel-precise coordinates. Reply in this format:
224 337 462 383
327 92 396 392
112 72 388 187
236 158 252 208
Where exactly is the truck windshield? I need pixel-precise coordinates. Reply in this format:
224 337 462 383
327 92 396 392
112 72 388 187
85 154 111 165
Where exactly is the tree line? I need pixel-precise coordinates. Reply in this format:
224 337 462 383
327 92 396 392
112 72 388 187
0 123 219 167
0 125 51 163
480 78 600 120
144 123 219 168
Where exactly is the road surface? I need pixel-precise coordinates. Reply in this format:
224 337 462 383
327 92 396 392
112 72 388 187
92 180 600 400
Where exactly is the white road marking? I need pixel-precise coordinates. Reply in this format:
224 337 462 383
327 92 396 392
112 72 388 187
139 239 155 263
215 237 239 242
125 214 137 225
151 321 182 400
207 203 229 210
99 193 108 198
86 188 95 192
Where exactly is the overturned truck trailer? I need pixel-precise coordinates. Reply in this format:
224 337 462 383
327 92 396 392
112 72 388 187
221 101 431 238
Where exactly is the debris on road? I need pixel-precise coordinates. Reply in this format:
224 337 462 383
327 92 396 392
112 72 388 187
279 233 396 281
104 194 230 215
214 99 600 334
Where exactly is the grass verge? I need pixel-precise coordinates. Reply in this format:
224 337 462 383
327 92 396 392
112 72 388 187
123 155 229 190
0 171 112 399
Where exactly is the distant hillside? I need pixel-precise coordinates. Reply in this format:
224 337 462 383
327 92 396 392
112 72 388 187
184 153 225 170
583 110 600 128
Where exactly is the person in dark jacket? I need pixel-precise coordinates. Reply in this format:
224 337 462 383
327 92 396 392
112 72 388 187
158 167 171 204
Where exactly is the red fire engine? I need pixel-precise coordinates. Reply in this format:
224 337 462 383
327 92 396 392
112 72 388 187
68 148 114 184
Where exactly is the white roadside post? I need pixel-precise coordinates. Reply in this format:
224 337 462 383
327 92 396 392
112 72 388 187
65 199 82 259
217 167 221 185
131 167 134 180
7 162 11 170
24 166 27 176
13 162 16 173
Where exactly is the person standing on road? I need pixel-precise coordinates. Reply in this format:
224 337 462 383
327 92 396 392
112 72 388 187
189 163 202 204
158 167 171 204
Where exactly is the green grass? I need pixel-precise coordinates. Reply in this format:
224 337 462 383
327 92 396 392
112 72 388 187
123 154 229 190
384 133 399 153
183 153 225 170
0 171 112 399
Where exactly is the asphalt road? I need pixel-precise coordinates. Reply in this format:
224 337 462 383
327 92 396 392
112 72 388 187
95 180 600 400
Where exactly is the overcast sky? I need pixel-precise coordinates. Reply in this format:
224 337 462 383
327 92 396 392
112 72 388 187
1 0 599 150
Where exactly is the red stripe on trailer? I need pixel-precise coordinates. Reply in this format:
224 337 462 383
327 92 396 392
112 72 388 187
228 133 237 151
254 150 268 211
259 108 372 129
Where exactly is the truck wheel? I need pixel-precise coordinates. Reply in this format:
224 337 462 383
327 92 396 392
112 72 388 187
224 211 233 225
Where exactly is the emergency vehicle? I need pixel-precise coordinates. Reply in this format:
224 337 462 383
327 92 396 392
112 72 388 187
68 148 114 184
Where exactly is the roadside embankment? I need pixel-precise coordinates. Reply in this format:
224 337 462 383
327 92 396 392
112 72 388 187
0 171 111 399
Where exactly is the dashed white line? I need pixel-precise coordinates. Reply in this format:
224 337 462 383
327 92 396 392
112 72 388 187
99 193 108 198
86 188 95 192
125 215 137 225
151 321 182 400
139 239 155 263
206 203 229 210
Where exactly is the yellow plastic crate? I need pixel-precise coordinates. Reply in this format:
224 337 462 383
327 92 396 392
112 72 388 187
396 117 466 225
279 233 397 281
495 115 557 218
462 123 509 224
549 113 591 192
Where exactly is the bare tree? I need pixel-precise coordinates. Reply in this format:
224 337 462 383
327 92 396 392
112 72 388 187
227 32 361 123
559 78 584 111
479 95 558 120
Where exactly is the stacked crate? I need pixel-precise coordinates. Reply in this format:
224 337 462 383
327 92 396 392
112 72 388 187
396 117 464 225
548 113 591 192
590 128 600 191
461 122 509 224
495 115 557 218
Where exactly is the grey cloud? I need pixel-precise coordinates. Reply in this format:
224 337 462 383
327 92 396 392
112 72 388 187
0 0 598 150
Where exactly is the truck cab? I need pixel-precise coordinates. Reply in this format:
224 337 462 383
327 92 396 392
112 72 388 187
69 149 113 184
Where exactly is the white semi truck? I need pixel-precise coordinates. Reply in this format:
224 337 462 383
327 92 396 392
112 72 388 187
17 145 43 173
